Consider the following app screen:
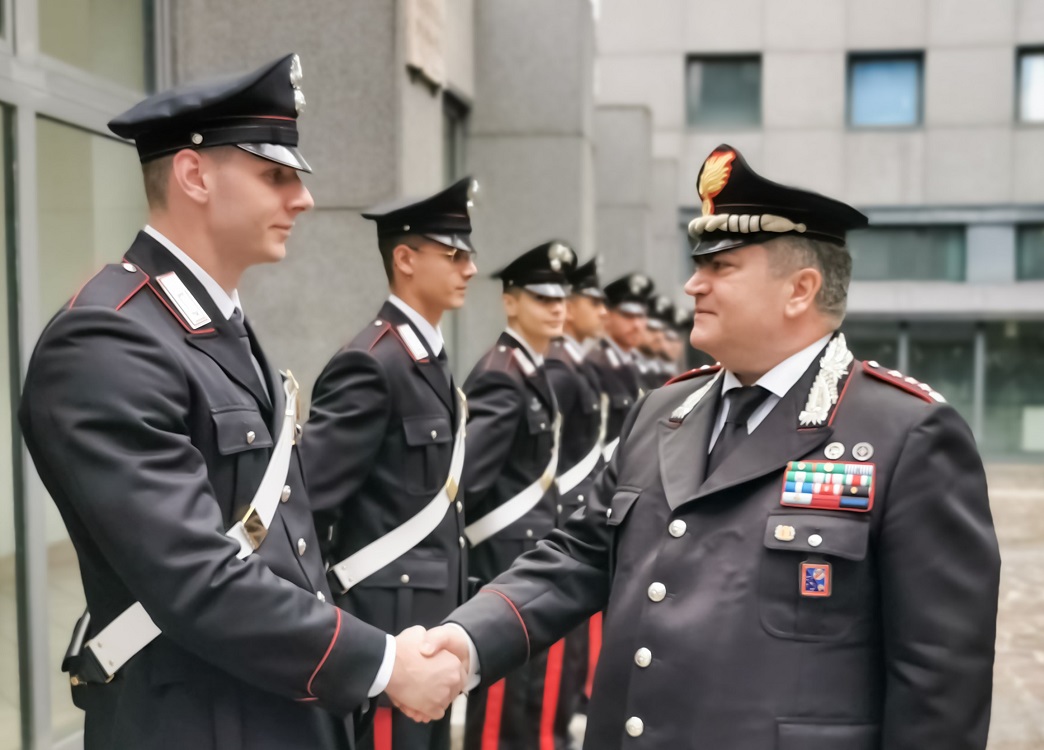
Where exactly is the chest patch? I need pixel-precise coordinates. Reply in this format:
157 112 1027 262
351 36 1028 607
780 460 875 512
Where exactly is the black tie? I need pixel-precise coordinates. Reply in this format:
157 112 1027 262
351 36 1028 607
706 386 771 477
229 308 271 406
435 348 452 389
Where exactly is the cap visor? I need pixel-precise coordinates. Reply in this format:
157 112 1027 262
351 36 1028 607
577 287 607 301
691 231 781 256
646 319 666 331
615 301 647 316
524 283 568 299
237 143 312 173
424 233 475 253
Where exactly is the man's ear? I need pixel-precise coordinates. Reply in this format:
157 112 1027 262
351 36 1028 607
170 150 209 206
392 243 416 280
784 267 823 319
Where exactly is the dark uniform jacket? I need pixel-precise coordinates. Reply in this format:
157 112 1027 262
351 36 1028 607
19 232 387 750
461 331 559 583
301 300 467 634
546 336 604 521
585 338 640 445
448 338 1000 750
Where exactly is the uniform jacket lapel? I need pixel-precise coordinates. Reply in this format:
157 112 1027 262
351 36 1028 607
499 331 556 413
658 374 722 511
381 301 454 413
125 233 272 412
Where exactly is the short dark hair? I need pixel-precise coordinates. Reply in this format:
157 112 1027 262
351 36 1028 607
141 155 174 209
378 233 427 284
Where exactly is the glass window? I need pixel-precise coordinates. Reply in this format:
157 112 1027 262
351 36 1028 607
908 322 976 428
36 117 148 737
1016 224 1044 280
1017 49 1044 123
841 320 901 370
848 54 922 127
849 226 965 281
983 321 1044 457
39 0 154 91
0 107 20 750
686 55 761 128
442 93 468 185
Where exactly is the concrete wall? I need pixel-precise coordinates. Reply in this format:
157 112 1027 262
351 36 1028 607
462 0 597 371
595 0 1044 211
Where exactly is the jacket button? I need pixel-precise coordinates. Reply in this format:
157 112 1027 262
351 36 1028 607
400 574 410 584
525 529 534 538
456 500 463 513
316 591 326 602
431 429 438 439
297 538 307 556
577 494 584 502
808 534 823 547
647 582 666 602
122 262 136 272
459 536 466 548
246 431 256 444
280 485 292 503
556 504 563 514
668 519 686 537
634 647 652 668
625 716 644 737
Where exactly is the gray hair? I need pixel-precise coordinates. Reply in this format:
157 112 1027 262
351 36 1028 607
768 235 852 321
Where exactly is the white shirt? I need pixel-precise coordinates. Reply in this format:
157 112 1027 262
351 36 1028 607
504 327 545 366
144 226 397 697
708 334 833 452
388 294 445 356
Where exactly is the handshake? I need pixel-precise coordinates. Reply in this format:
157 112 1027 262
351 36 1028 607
384 624 474 722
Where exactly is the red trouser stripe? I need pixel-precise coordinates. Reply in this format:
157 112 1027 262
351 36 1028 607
585 611 603 699
482 679 507 750
374 706 393 750
540 640 567 750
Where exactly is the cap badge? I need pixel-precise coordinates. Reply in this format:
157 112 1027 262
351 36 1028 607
467 178 480 208
698 149 736 215
628 274 649 295
548 242 574 272
289 54 306 113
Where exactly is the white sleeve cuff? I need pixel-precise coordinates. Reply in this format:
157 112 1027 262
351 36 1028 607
444 622 481 692
368 633 396 697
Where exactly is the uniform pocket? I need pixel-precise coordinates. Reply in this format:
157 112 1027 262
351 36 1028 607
211 407 272 454
402 415 452 492
777 720 879 750
759 513 872 641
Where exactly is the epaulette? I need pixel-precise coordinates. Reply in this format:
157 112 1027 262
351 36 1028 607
862 360 945 403
665 363 722 386
365 318 432 362
68 262 149 312
487 343 535 377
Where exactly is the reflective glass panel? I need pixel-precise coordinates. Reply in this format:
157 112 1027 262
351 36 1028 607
849 226 965 281
1016 224 1044 280
983 321 1044 457
1018 50 1044 123
849 55 922 127
686 56 761 128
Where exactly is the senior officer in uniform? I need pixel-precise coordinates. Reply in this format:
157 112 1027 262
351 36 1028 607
18 54 465 750
545 253 608 747
301 177 478 750
460 242 575 750
586 273 652 462
427 144 1000 750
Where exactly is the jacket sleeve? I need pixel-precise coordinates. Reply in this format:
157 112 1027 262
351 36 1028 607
19 309 387 716
877 404 1000 750
299 348 391 514
461 370 524 501
447 393 648 681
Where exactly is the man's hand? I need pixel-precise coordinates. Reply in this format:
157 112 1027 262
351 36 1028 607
421 624 472 674
385 626 466 723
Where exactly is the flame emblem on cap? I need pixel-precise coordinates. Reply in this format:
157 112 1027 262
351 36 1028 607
548 242 574 272
698 150 736 216
290 54 306 114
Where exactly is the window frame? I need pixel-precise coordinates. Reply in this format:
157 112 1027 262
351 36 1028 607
1015 223 1044 280
1016 46 1044 125
846 51 924 130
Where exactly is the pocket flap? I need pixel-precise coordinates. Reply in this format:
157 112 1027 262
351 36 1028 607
610 393 634 410
777 721 879 750
211 408 273 455
606 488 640 527
525 409 552 434
763 513 869 561
357 555 449 590
403 415 452 446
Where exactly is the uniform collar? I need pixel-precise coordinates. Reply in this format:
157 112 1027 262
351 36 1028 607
721 333 833 399
143 225 241 320
387 294 444 356
504 327 544 367
604 334 633 363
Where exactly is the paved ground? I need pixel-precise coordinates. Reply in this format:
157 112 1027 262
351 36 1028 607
453 464 1044 749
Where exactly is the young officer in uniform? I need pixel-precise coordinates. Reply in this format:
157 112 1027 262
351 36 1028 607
637 294 675 391
300 177 478 750
545 253 608 747
428 145 1000 750
18 54 464 750
660 306 691 378
460 241 576 750
585 273 652 462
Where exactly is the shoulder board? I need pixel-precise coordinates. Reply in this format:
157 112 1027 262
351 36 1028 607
395 324 429 361
69 262 149 312
605 347 621 368
862 361 945 403
562 338 584 365
361 318 393 351
665 363 722 386
511 347 536 377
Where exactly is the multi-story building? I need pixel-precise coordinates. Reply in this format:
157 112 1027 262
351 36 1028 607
595 0 1044 460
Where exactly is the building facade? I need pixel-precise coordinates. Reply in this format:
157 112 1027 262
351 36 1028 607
0 1 599 747
595 0 1044 460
